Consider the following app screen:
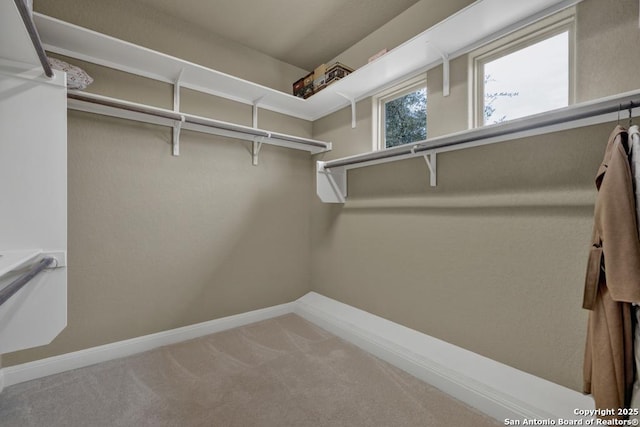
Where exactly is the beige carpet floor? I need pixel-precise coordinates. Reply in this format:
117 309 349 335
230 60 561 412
0 314 502 426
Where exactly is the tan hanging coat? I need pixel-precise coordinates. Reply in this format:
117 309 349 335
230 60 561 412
583 125 640 416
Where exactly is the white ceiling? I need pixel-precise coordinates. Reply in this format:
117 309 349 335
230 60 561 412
133 0 421 70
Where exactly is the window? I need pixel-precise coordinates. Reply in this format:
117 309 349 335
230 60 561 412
470 10 575 127
373 75 427 150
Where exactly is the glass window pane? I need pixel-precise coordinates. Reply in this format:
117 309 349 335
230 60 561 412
384 88 427 148
483 31 568 125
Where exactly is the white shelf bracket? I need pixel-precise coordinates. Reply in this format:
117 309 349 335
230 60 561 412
252 96 264 129
252 136 265 166
173 68 184 110
412 146 437 187
173 115 185 157
337 92 357 129
428 43 450 97
316 161 347 203
441 53 450 97
172 68 185 157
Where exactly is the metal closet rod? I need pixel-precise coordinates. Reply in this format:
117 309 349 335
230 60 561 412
0 257 55 307
13 0 53 78
324 95 640 170
67 91 330 150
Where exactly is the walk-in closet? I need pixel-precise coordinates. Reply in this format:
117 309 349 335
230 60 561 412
2 0 640 425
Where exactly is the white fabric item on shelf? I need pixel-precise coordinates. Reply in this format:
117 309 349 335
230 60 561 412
47 58 94 90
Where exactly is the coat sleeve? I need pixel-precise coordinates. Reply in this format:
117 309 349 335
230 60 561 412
599 140 640 303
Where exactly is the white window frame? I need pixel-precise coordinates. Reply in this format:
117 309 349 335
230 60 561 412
372 73 427 151
468 8 576 128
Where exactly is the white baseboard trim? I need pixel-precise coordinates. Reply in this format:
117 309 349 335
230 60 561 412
293 292 594 422
1 302 295 389
0 292 594 423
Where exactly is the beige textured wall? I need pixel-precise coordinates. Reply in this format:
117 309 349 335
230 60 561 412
3 54 314 364
311 124 602 391
576 0 640 102
311 0 640 392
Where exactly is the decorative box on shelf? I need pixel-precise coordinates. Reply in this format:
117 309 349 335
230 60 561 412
292 62 354 99
293 72 314 99
292 77 305 98
325 62 353 85
313 63 327 93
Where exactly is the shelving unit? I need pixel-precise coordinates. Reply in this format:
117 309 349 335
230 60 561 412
33 0 580 122
0 0 67 360
317 89 640 203
66 90 331 160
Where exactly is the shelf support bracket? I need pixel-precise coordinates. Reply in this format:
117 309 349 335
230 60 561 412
337 92 357 129
173 116 185 157
252 136 265 166
428 43 450 97
251 97 267 166
316 161 346 203
252 96 264 129
441 52 450 97
173 69 184 111
172 68 185 157
412 147 437 187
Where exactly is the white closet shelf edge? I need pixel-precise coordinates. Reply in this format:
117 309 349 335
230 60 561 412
32 13 319 121
32 0 581 123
